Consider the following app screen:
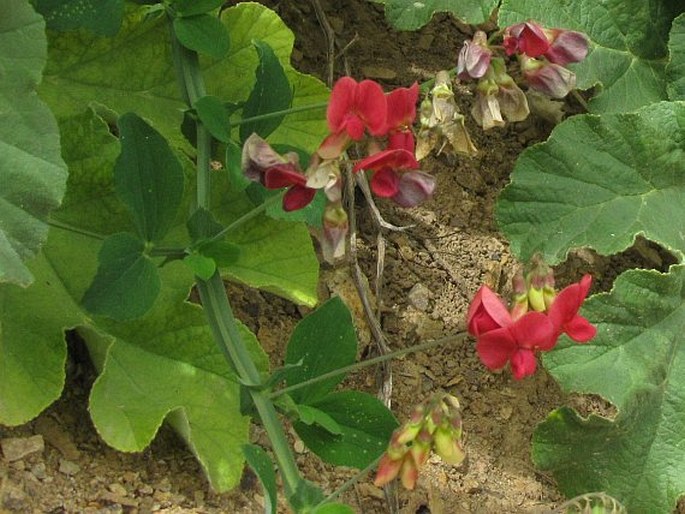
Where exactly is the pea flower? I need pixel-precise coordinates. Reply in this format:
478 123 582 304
503 21 550 58
471 58 529 130
467 258 597 380
457 31 492 81
354 149 435 207
521 56 577 98
385 82 419 152
318 77 387 159
242 133 317 211
543 28 590 66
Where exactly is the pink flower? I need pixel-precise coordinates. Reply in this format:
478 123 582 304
457 31 492 80
476 311 556 380
318 77 387 159
543 29 590 66
504 21 550 58
385 82 419 152
548 274 596 342
522 58 577 98
262 167 317 211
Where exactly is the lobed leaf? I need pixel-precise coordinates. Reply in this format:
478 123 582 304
667 13 685 101
370 0 498 30
534 266 685 511
33 0 124 36
500 0 683 113
0 0 68 286
496 101 685 265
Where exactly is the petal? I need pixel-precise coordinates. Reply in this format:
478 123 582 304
391 170 435 207
466 285 512 336
509 311 556 351
370 167 400 197
356 79 388 136
510 349 538 380
564 315 597 343
548 274 592 329
388 131 415 153
327 76 358 133
374 453 403 488
518 21 550 57
525 63 576 99
353 148 418 173
344 114 366 140
386 82 419 131
282 185 316 211
318 131 351 160
476 327 517 370
544 29 589 65
263 165 306 189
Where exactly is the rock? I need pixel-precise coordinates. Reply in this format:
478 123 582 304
408 283 432 311
360 65 397 80
31 462 47 480
58 458 81 476
1 482 28 511
34 416 81 460
108 482 128 497
1 435 44 462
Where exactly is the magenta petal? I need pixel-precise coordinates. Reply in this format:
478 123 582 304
388 131 415 153
283 185 316 211
370 167 400 197
549 274 593 329
476 327 517 370
518 22 550 57
565 315 597 343
510 311 555 351
344 114 366 140
510 349 538 380
327 77 357 132
385 82 419 131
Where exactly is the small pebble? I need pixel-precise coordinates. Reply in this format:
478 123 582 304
1 435 44 462
58 458 81 476
108 482 128 497
31 462 47 480
408 283 432 311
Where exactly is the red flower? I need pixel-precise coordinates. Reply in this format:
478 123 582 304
319 77 387 159
354 149 434 207
385 82 419 152
263 167 317 211
476 311 556 380
548 274 596 342
467 285 512 337
504 21 550 58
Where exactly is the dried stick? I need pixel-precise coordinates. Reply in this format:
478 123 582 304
345 163 399 514
309 0 336 87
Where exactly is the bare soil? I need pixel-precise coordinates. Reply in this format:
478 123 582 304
1 1 675 513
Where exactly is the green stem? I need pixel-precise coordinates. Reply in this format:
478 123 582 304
201 191 284 246
269 333 466 400
316 455 382 507
47 219 106 240
229 101 329 128
169 19 306 502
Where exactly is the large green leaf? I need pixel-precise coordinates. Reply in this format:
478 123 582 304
294 391 398 469
39 3 329 154
239 40 293 142
370 0 498 30
534 266 685 513
284 297 358 404
0 0 68 286
500 0 683 113
496 101 685 265
667 13 685 101
32 0 124 36
81 232 161 320
114 113 184 243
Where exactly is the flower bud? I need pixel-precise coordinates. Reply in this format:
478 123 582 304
433 426 466 466
409 428 433 468
392 170 436 208
399 454 419 490
320 203 348 263
374 453 403 488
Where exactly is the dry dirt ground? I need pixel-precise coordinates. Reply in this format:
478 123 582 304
1 1 678 513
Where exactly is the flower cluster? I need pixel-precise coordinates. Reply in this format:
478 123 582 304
457 21 589 129
242 77 435 262
467 258 596 380
374 393 465 490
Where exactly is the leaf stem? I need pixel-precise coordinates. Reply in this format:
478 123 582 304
169 18 308 502
47 219 106 240
269 332 467 400
229 101 329 128
316 455 382 507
